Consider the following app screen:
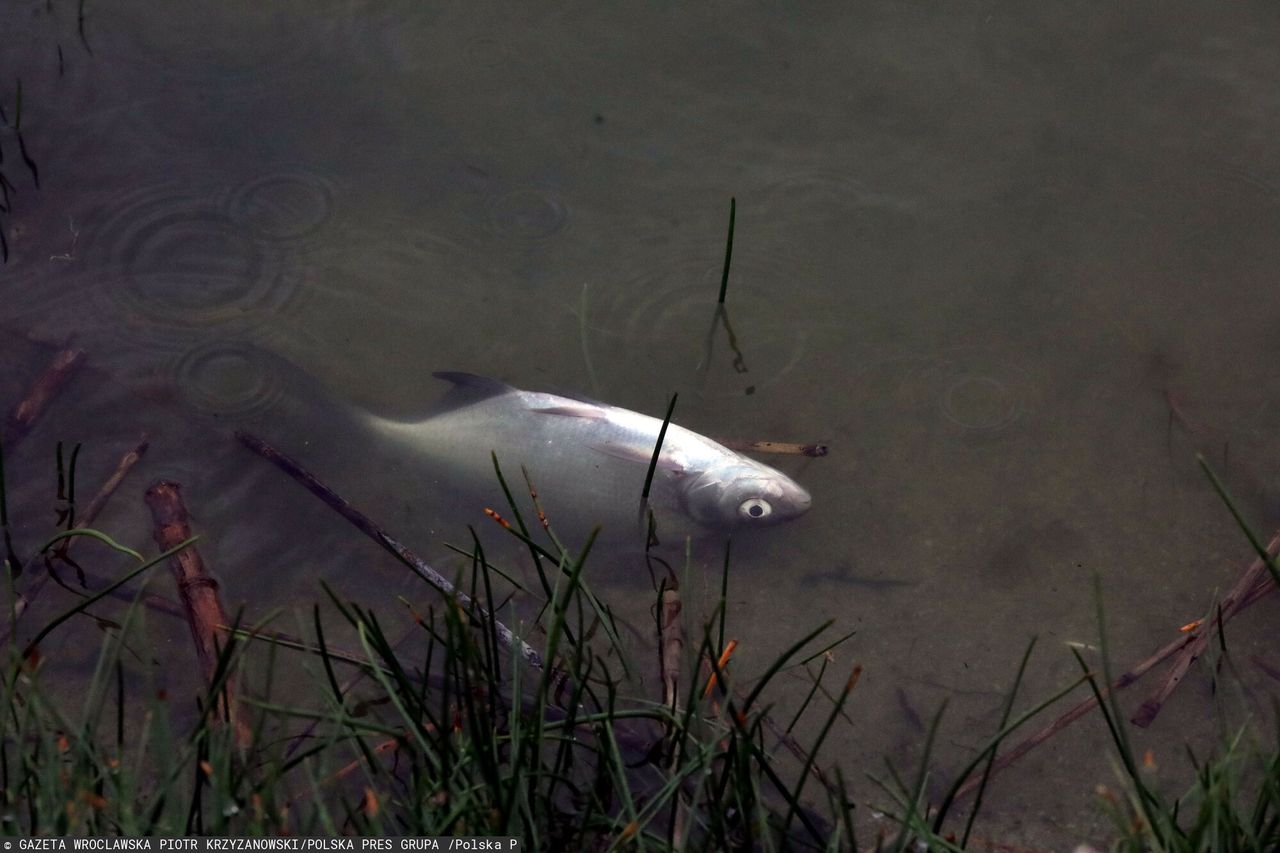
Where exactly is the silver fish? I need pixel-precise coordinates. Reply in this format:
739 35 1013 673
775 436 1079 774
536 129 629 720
365 372 812 530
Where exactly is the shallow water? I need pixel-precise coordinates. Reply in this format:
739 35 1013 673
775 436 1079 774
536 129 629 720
4 1 1280 844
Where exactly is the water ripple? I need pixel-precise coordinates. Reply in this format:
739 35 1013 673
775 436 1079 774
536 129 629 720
485 187 569 243
898 350 1039 434
227 170 337 247
169 340 287 421
84 181 309 349
752 166 920 222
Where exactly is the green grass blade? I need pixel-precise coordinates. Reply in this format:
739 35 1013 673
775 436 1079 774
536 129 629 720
641 393 678 504
717 197 736 304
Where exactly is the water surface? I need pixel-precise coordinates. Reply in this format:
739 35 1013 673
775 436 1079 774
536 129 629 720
4 1 1280 844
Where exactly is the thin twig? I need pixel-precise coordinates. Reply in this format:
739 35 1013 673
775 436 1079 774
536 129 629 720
754 685 842 799
236 430 548 676
952 552 1280 797
2 348 84 447
714 438 829 458
954 631 1195 800
4 436 149 645
1132 526 1280 728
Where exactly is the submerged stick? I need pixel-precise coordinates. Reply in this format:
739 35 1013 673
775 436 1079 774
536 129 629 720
2 348 84 447
236 430 548 676
144 480 246 741
4 436 149 644
1242 568 1277 610
954 631 1196 800
1132 525 1280 728
952 543 1279 795
714 438 829 458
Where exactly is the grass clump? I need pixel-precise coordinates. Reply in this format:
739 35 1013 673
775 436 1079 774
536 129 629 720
1 448 886 845
1 437 1279 848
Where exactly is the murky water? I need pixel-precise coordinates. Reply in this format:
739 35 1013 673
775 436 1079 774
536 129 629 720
5 1 1280 845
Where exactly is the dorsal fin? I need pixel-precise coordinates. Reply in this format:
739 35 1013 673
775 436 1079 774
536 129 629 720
432 371 515 399
424 371 519 415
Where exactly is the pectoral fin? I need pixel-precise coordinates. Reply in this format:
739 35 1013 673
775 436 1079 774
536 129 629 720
532 404 607 419
589 441 686 475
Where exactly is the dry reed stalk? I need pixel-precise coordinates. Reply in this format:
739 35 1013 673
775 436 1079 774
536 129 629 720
953 546 1279 799
755 680 850 802
144 480 249 744
953 631 1197 800
713 438 829 458
1241 567 1277 609
2 348 84 447
1132 526 1280 727
957 540 1274 794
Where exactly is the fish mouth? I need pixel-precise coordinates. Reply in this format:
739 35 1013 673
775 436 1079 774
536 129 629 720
787 484 813 517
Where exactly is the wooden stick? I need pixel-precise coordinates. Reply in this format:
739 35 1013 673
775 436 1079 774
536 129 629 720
2 348 85 447
4 436 149 644
954 631 1196 800
714 438 829 458
1251 655 1280 683
1242 568 1277 610
144 480 248 742
1132 527 1280 727
754 683 842 799
952 560 1279 798
235 430 548 677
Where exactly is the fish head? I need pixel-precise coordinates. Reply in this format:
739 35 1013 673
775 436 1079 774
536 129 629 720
681 460 812 528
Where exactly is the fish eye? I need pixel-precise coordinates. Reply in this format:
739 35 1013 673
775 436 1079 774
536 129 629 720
739 498 772 520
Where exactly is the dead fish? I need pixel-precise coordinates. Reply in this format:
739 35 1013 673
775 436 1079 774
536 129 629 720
364 372 812 530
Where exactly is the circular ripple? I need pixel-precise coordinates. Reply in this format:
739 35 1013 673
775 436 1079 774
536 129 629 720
433 180 571 257
84 182 309 349
486 188 569 242
899 351 1038 433
228 171 336 245
170 341 286 420
753 167 920 222
109 210 287 325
